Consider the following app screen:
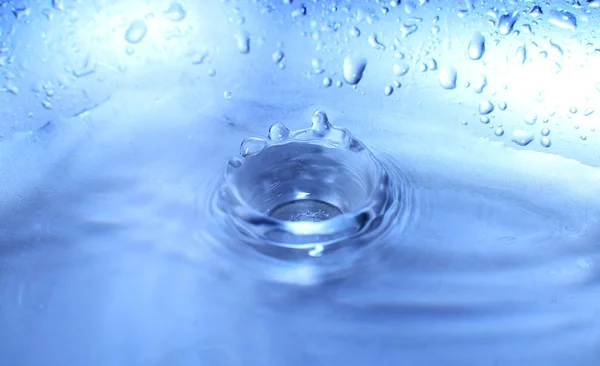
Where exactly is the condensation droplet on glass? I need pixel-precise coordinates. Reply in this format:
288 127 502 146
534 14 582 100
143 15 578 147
41 100 53 110
427 58 438 71
516 45 527 64
584 107 594 116
498 11 519 36
291 5 307 18
223 91 232 100
540 137 551 147
343 56 367 85
581 135 587 141
549 10 577 31
569 106 578 114
235 30 250 54
384 85 394 96
439 66 457 89
268 122 290 142
393 63 409 76
495 127 504 136
473 73 487 93
272 50 284 64
524 114 537 125
52 0 64 11
322 77 332 87
468 32 485 60
530 5 543 17
499 102 507 110
541 128 550 136
125 20 148 44
368 34 385 49
349 26 361 37
311 110 331 136
512 130 534 146
479 100 494 115
480 116 490 124
164 2 186 21
400 23 418 38
208 68 216 77
419 63 428 72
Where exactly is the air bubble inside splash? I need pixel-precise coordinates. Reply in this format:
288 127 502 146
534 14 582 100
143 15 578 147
212 110 408 282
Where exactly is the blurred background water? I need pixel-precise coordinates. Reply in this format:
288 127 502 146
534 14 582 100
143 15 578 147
0 0 600 365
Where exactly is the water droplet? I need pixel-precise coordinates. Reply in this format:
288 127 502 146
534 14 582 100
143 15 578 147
473 73 487 93
4 81 18 95
584 107 594 116
125 20 148 44
164 2 186 21
468 32 485 60
393 80 401 88
322 77 332 87
541 128 550 136
419 63 428 72
308 244 324 257
400 23 418 38
540 137 551 147
349 26 361 37
223 91 232 99
495 127 504 136
499 102 507 111
439 66 457 89
538 51 548 59
427 58 438 71
498 11 519 36
208 68 217 77
524 114 537 125
272 50 284 64
52 0 64 11
311 58 325 74
511 130 534 146
240 138 267 157
479 100 494 115
235 30 250 54
393 64 409 76
384 85 394 96
530 5 543 17
41 100 53 110
368 34 385 49
515 45 527 64
291 5 307 17
343 56 367 85
336 80 343 87
269 122 290 142
569 106 578 114
461 120 468 125
125 46 135 55
480 116 490 124
311 110 331 136
549 10 577 31
581 135 587 141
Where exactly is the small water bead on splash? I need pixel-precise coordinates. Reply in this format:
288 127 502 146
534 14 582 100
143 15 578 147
479 100 494 115
343 56 367 85
240 138 267 157
268 122 290 142
511 129 534 146
311 110 331 136
468 32 486 60
439 65 457 89
541 128 550 136
498 11 519 35
384 85 394 96
549 10 577 31
163 2 186 21
540 137 551 147
125 20 148 44
235 30 250 54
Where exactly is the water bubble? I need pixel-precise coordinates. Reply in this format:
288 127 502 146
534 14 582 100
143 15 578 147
584 107 594 116
268 122 290 142
439 66 457 89
240 138 267 157
541 128 550 136
495 127 504 136
473 73 487 93
164 2 186 21
343 56 367 85
272 50 284 64
569 106 577 114
549 10 577 31
311 110 331 136
499 102 507 111
368 34 385 49
515 45 527 64
524 114 537 125
393 64 409 76
498 11 519 35
479 100 494 115
540 137 551 147
235 30 250 54
125 20 148 44
349 26 361 37
511 130 534 146
384 85 394 96
223 91 232 99
468 32 485 60
480 116 490 124
322 77 332 87
308 244 324 257
530 5 543 17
